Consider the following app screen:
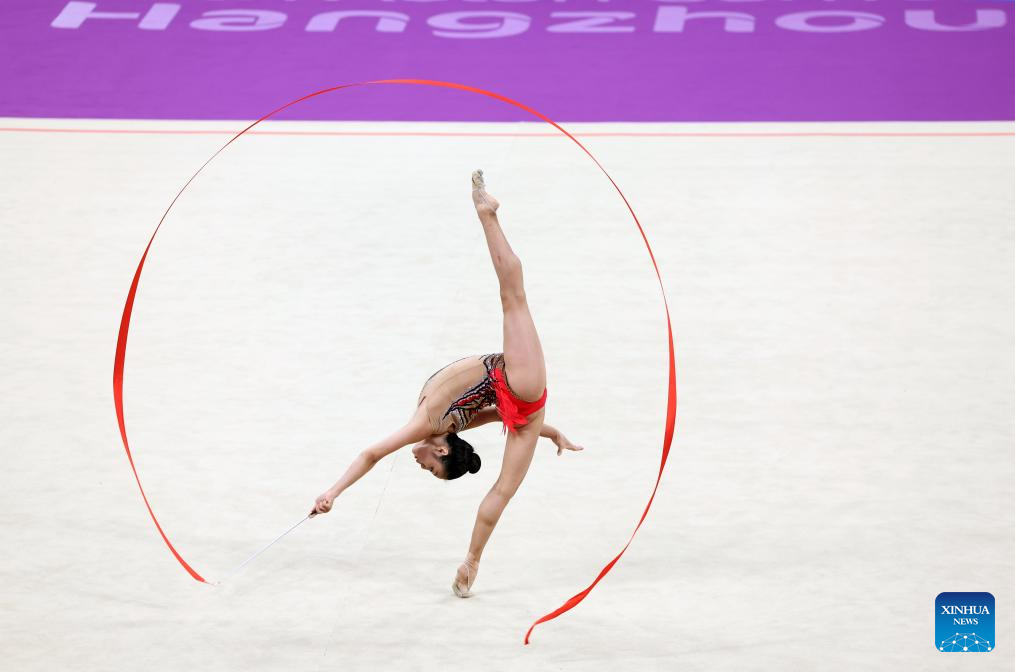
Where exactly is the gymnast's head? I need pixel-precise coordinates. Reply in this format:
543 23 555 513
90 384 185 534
411 433 481 480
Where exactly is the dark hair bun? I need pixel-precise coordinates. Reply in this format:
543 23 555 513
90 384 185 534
443 432 481 480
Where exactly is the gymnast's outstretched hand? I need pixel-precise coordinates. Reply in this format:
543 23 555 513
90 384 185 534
310 489 338 517
553 432 585 457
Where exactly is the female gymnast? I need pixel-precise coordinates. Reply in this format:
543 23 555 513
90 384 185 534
310 170 584 597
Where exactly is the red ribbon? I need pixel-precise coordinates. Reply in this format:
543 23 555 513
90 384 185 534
113 78 677 641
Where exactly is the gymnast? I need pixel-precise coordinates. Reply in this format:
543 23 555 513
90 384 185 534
310 170 584 597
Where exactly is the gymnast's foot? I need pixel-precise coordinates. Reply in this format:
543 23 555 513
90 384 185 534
471 169 500 215
452 556 479 598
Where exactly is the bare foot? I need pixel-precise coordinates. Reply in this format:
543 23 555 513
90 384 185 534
471 169 500 215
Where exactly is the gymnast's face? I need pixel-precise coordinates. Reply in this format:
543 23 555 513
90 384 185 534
412 435 448 480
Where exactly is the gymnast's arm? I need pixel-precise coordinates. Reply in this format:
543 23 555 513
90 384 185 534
311 416 431 516
461 408 584 454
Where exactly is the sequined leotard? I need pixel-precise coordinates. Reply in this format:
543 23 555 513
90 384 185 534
416 353 504 435
416 352 548 435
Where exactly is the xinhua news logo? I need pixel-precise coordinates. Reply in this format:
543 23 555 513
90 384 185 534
936 592 994 653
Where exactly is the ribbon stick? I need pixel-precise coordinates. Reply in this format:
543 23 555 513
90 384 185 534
214 515 312 585
113 78 677 642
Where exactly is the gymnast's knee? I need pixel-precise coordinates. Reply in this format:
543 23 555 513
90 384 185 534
492 478 522 500
499 260 526 304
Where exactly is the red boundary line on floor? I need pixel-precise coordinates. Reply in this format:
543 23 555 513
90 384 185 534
1 127 1014 138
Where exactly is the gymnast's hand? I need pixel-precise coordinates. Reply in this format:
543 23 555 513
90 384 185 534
553 432 585 457
310 489 338 517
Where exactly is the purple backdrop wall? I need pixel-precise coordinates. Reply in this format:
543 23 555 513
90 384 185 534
2 1 1013 122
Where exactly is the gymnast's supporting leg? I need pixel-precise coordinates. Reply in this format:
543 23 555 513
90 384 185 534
454 410 544 596
454 171 547 596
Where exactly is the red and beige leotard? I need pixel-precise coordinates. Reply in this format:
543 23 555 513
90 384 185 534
417 353 548 435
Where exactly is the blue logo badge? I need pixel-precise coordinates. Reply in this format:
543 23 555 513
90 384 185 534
936 592 994 652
